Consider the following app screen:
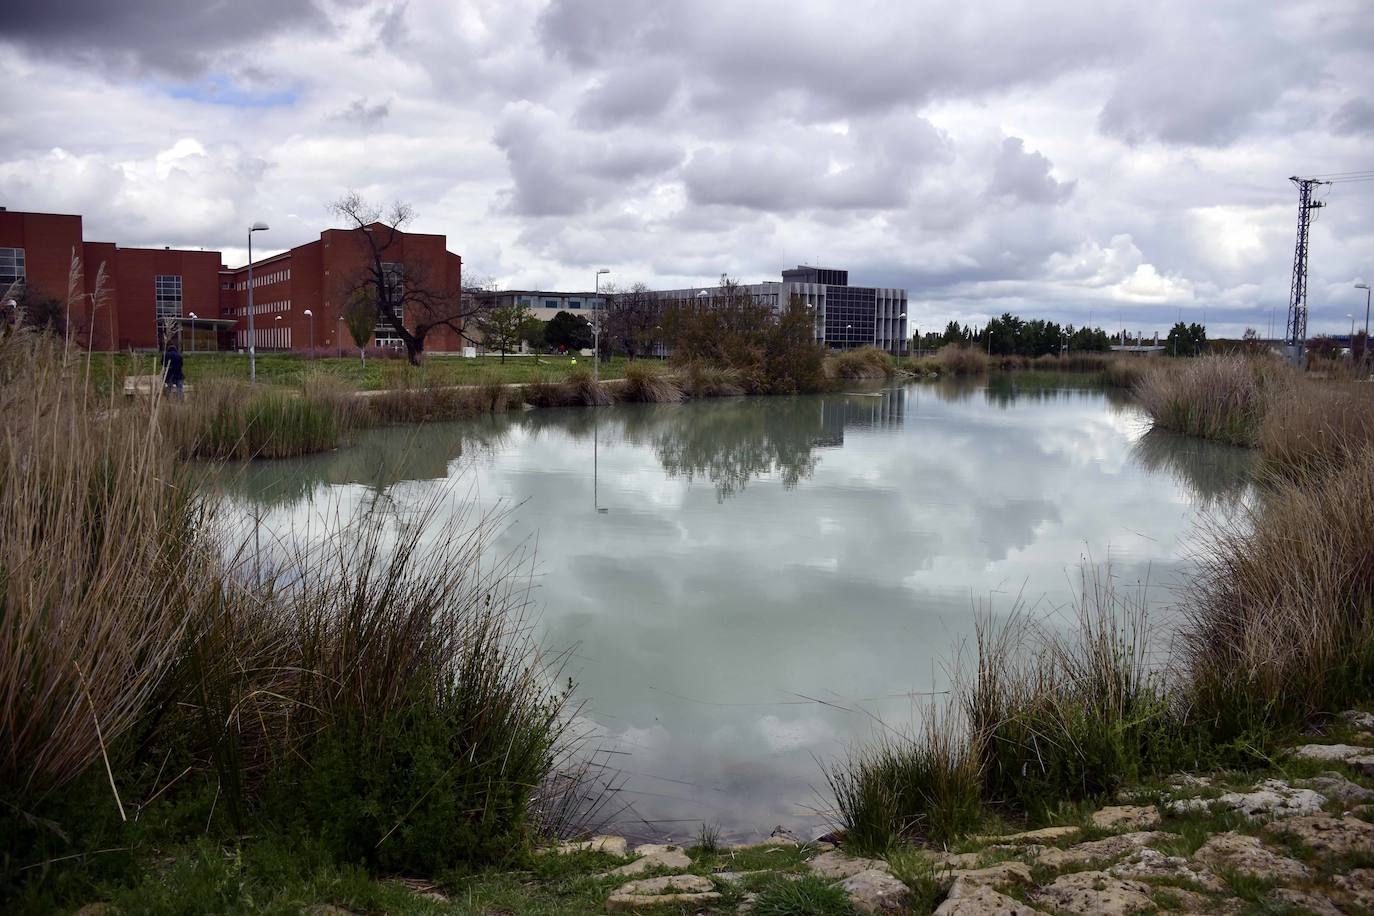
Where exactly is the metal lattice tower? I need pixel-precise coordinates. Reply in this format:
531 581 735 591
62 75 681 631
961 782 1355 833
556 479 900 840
1285 176 1328 363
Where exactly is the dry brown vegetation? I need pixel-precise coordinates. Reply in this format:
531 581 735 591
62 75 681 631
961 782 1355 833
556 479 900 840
1 325 584 889
930 343 990 375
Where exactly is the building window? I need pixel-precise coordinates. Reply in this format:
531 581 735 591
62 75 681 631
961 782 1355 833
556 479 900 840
546 298 559 309
568 299 582 309
0 247 25 289
155 275 183 321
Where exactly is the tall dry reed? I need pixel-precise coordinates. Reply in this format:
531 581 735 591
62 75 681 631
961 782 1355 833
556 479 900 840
931 344 989 375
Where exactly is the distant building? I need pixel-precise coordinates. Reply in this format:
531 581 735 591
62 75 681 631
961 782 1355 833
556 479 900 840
470 289 605 323
655 266 909 355
0 207 464 353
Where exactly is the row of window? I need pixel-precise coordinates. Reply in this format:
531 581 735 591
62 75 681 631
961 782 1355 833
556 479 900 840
236 326 293 349
230 300 292 317
234 268 291 291
516 296 602 310
1 247 26 288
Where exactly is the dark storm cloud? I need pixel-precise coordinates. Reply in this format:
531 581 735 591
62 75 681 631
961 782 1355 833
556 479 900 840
0 0 333 75
987 138 1074 206
1331 98 1374 136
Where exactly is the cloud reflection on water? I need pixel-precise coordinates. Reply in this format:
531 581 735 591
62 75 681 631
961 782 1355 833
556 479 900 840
219 377 1252 841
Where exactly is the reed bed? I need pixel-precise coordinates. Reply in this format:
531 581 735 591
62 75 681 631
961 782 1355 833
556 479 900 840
1183 446 1374 739
931 344 990 375
161 379 347 459
1 326 585 898
1257 382 1374 477
1133 354 1281 445
369 369 521 423
826 346 896 380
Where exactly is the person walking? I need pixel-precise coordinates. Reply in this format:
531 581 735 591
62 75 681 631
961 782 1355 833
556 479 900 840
162 342 185 400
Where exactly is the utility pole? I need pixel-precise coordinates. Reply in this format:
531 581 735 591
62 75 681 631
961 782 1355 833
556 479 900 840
1284 176 1329 365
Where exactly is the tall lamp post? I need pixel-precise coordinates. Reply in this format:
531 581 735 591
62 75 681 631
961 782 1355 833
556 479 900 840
1357 283 1371 367
593 268 610 382
247 221 269 382
304 308 314 357
188 312 197 353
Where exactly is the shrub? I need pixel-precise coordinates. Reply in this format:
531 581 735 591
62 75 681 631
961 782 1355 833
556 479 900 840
931 344 989 375
616 363 684 403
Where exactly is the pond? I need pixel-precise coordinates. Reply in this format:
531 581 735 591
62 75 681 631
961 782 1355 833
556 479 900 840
222 374 1255 843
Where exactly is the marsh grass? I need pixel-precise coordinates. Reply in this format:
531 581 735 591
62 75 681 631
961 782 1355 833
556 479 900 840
616 362 684 403
826 703 982 855
932 344 990 375
1257 381 1374 477
161 379 347 459
1 325 590 903
826 346 895 380
1182 445 1374 742
750 874 855 916
679 363 746 398
1134 355 1284 445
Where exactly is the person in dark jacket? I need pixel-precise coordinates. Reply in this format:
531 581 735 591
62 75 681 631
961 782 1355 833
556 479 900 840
163 343 184 400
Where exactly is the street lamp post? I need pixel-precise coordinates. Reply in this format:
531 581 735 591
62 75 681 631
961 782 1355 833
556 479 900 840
304 308 314 357
188 312 197 354
593 268 610 382
247 221 269 382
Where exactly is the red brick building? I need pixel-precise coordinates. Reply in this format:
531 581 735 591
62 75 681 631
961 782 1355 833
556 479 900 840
0 207 464 353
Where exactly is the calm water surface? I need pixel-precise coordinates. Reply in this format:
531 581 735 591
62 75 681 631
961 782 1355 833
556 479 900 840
224 376 1254 842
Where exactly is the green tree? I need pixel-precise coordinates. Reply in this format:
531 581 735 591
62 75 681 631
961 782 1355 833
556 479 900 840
1167 321 1208 357
545 310 593 351
343 289 376 365
478 299 533 362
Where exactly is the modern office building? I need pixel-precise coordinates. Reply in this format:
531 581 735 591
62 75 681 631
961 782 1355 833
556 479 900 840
470 289 604 323
0 207 465 353
655 266 908 354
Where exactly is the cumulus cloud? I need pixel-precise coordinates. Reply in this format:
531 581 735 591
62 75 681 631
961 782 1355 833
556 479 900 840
987 137 1075 205
0 0 1371 338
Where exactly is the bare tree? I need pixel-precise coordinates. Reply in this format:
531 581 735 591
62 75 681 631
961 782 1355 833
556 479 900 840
331 192 487 365
602 282 663 360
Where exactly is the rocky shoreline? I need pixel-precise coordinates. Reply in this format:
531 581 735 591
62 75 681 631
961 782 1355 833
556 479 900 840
510 710 1374 914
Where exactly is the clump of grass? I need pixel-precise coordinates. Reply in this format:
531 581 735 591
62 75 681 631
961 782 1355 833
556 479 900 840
932 344 989 375
968 572 1190 816
750 874 855 916
695 821 722 855
827 346 895 380
519 370 612 407
1183 445 1374 742
679 363 745 398
616 363 684 403
1134 355 1284 445
163 379 345 459
826 703 983 855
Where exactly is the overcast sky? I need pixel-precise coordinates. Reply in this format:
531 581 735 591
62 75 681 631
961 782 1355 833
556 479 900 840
2 0 1371 337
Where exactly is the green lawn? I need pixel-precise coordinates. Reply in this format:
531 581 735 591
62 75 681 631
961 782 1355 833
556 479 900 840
80 352 634 396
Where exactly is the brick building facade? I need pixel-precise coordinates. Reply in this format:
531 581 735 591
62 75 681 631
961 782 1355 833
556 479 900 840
0 208 464 353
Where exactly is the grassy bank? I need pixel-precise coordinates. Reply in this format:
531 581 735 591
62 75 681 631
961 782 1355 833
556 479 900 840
84 351 634 397
829 354 1374 856
1 327 584 911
